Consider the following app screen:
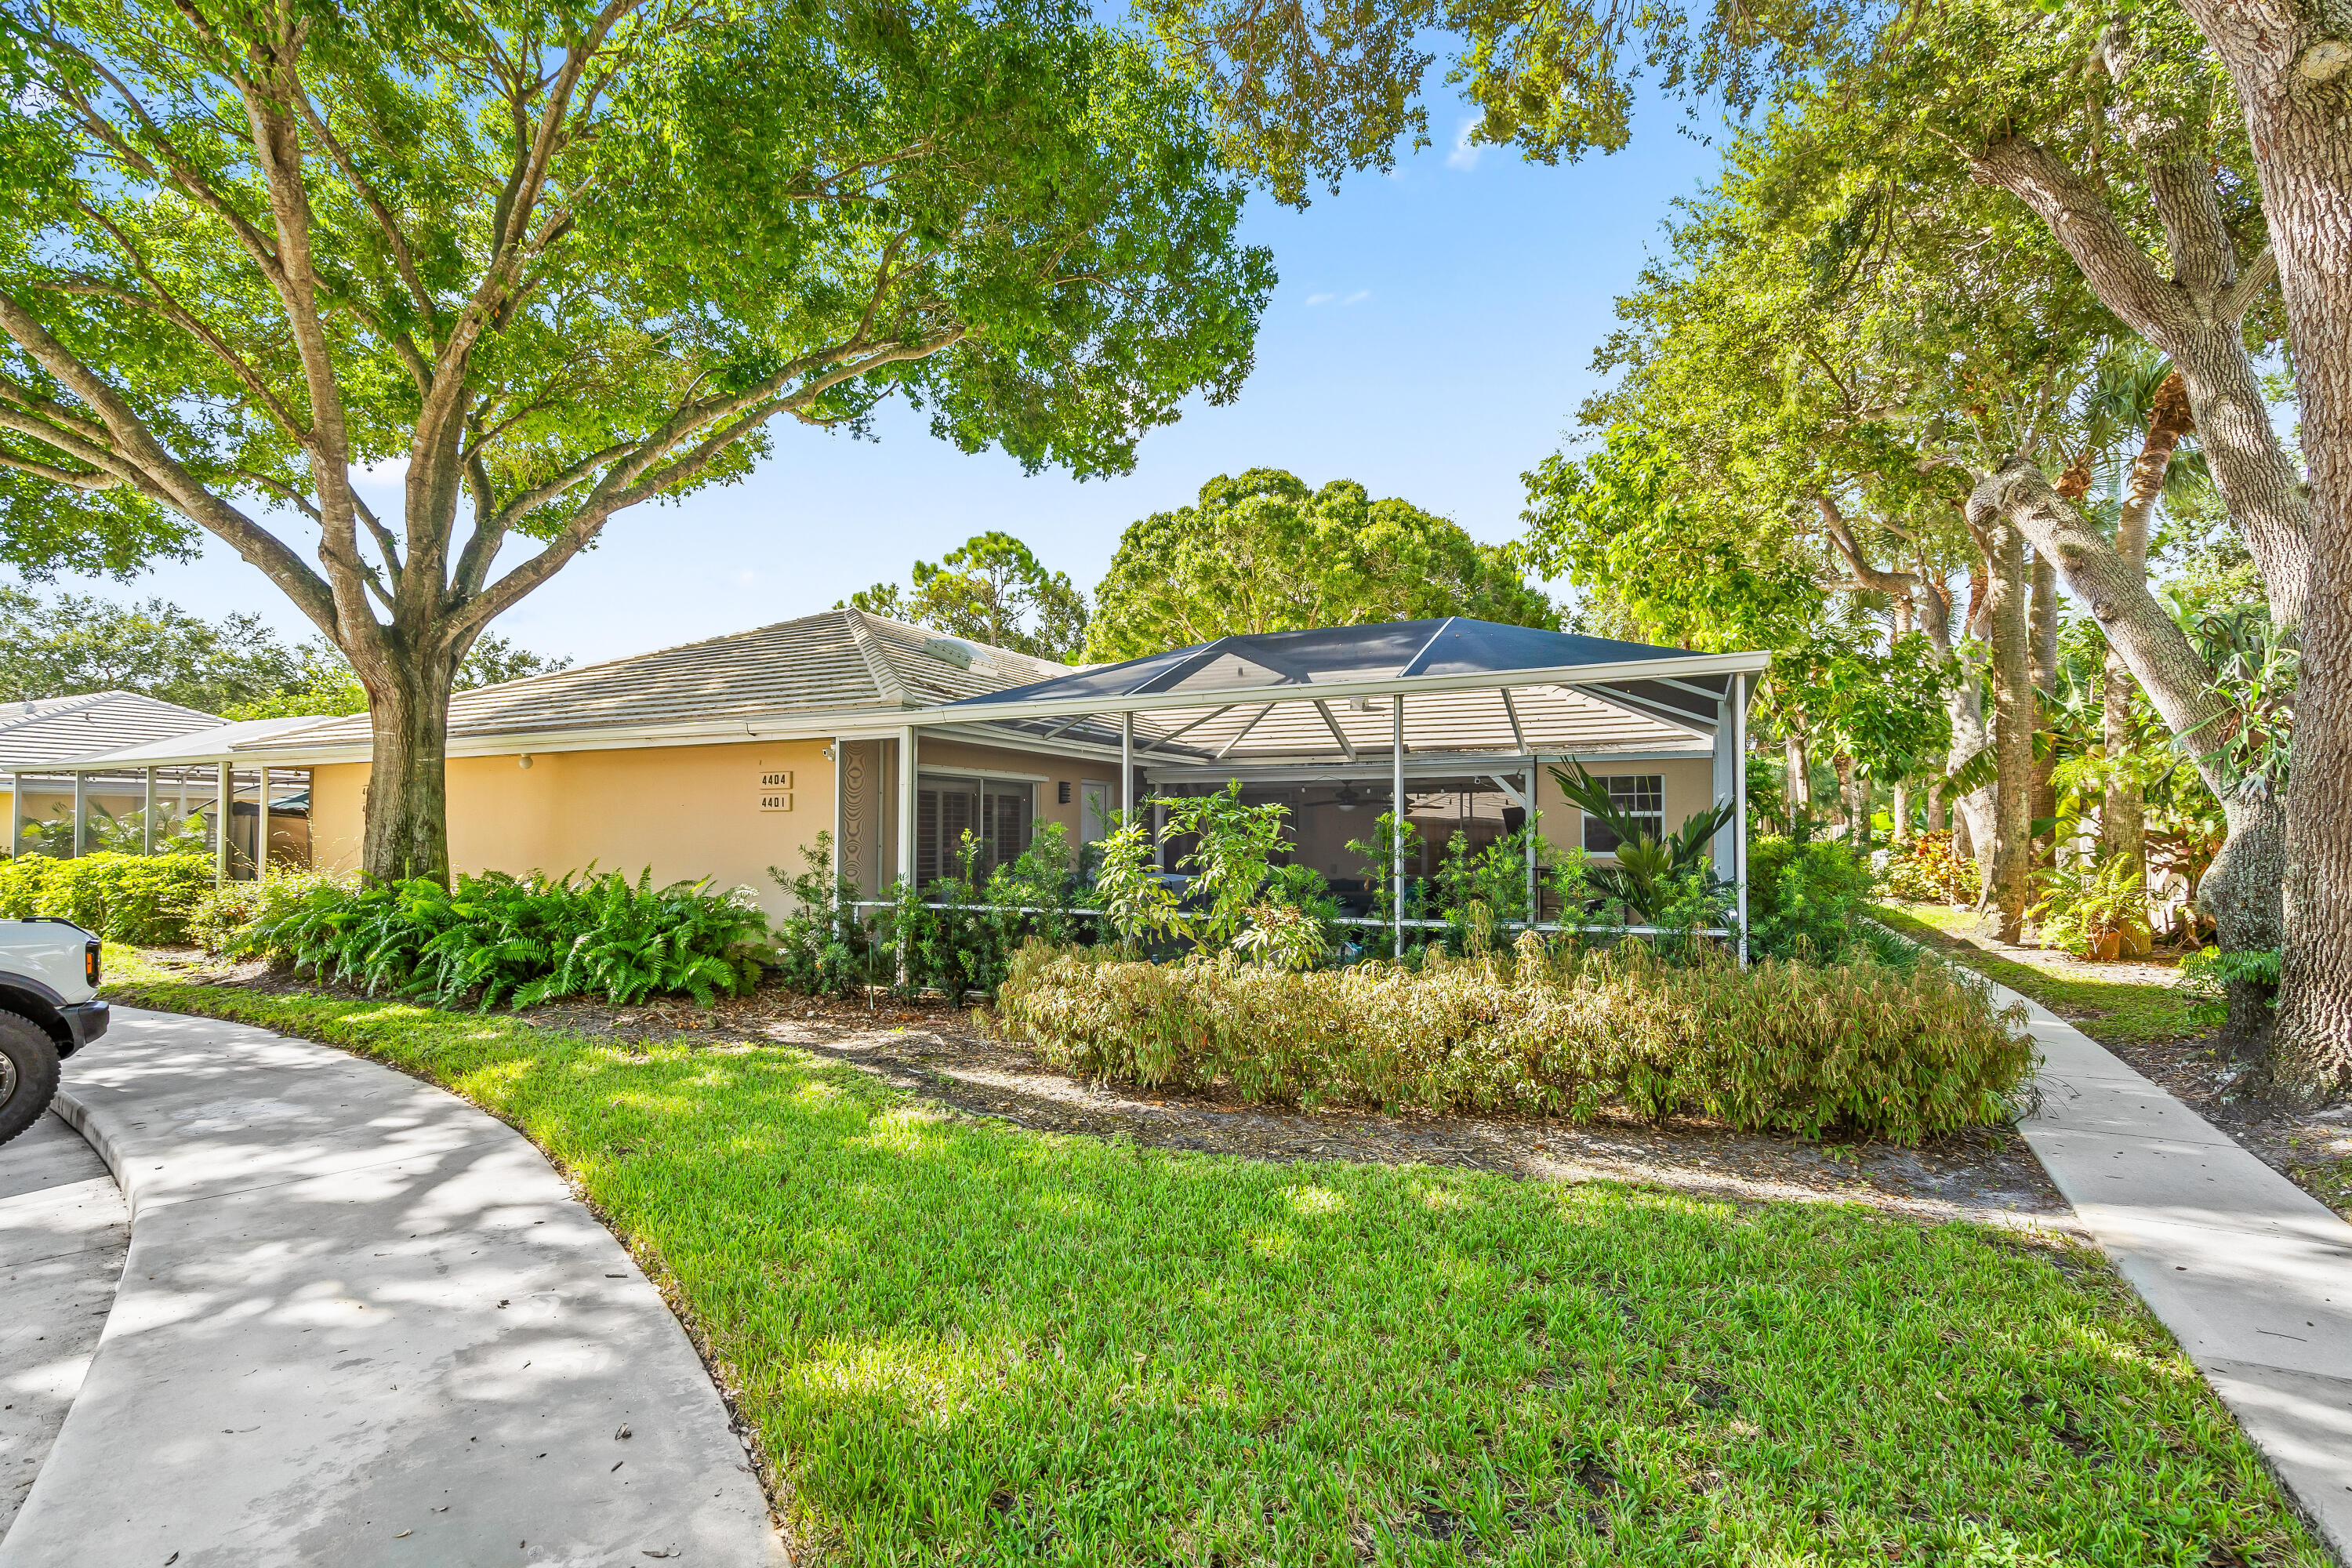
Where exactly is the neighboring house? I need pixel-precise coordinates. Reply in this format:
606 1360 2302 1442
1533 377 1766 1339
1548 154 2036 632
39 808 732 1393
0 692 227 847
20 611 1769 931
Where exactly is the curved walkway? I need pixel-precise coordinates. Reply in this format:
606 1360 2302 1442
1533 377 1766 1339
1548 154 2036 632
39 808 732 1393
2004 979 2352 1562
0 1006 789 1568
0 1110 129 1539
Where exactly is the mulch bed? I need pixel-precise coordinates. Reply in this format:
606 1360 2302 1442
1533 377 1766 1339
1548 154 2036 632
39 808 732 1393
1889 920 2352 1221
139 948 2074 1233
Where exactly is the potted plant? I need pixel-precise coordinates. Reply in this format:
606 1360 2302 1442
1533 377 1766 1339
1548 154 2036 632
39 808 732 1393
2029 855 2151 961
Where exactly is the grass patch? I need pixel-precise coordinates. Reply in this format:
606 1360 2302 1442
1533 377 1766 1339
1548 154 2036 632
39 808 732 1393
1871 905 2205 1047
103 948 2318 1566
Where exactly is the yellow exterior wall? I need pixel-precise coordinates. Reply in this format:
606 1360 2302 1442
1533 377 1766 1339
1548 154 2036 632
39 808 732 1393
310 739 837 918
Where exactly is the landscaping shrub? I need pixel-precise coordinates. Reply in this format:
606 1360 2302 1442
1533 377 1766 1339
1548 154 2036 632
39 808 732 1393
1879 829 1977 904
0 853 60 918
0 851 212 942
996 933 2034 1143
768 833 877 997
247 868 770 1008
1745 835 1878 960
190 869 349 953
864 822 1096 999
38 852 214 943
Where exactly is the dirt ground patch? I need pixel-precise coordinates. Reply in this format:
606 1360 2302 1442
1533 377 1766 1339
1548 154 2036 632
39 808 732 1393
142 946 2075 1233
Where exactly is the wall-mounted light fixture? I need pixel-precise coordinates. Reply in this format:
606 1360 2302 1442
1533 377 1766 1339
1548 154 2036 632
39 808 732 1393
518 753 533 770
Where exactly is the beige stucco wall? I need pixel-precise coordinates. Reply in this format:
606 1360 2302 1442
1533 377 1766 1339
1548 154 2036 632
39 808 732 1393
310 739 837 918
309 732 1130 916
1533 757 1719 864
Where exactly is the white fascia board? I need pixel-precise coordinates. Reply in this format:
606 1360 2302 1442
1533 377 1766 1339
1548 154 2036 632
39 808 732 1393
155 713 1138 772
1145 747 1711 784
929 649 1773 726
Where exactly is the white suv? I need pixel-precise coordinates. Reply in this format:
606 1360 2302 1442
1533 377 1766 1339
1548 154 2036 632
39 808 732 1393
0 918 110 1147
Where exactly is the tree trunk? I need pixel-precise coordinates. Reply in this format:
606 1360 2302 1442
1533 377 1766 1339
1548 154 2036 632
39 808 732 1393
1926 779 1946 833
1983 518 2034 939
354 649 459 884
2190 24 2352 1105
1893 779 1911 845
2028 549 2059 871
1973 458 2285 1026
1784 732 1809 826
2103 372 2188 907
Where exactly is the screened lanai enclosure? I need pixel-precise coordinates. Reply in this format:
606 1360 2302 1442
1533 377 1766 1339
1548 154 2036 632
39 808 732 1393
841 617 1769 956
8 720 322 880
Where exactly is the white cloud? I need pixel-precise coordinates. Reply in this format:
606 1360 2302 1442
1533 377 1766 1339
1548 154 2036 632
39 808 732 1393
1305 292 1335 307
1344 289 1370 305
1446 118 1484 171
731 568 762 588
1306 289 1370 308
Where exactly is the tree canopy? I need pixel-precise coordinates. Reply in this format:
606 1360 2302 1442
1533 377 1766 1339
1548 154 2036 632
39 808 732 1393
844 532 1090 662
0 587 564 717
1086 468 1554 661
0 0 1272 877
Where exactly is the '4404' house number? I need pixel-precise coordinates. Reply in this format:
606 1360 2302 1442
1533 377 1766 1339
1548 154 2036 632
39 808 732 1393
760 770 794 812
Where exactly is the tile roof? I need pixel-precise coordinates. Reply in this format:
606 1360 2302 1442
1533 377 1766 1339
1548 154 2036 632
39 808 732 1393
254 609 1074 750
0 691 225 769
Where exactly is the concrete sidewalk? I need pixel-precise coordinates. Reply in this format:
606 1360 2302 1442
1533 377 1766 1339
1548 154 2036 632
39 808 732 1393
1 1007 789 1568
0 1110 128 1539
2006 981 2352 1562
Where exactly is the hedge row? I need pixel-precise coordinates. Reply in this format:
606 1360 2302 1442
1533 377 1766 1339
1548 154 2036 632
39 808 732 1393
996 934 2037 1144
0 852 217 945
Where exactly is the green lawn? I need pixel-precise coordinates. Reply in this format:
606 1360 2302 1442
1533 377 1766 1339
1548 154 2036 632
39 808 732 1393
1870 905 2205 1047
100 949 2320 1566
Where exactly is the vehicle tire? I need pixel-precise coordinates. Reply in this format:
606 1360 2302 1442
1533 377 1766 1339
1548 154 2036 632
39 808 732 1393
0 1011 63 1149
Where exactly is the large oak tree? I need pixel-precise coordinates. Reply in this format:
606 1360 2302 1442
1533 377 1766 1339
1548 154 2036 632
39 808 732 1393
1139 0 2349 1093
0 0 1271 880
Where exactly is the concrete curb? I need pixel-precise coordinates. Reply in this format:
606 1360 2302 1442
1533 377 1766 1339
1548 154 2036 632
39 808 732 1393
2 1007 791 1568
1876 922 2352 1563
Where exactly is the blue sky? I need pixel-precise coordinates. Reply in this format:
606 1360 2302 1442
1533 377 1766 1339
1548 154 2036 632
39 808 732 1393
45 100 1726 667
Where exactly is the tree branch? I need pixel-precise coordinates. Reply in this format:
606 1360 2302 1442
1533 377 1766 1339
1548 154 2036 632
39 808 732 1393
1970 135 2189 347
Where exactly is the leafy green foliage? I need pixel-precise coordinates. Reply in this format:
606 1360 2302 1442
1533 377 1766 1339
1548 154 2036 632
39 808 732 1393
1089 818 1185 953
2180 946 2282 1029
1879 829 1978 905
842 532 1090 662
1522 426 1825 652
875 823 1092 998
1745 836 1878 960
1550 762 1733 927
768 833 877 999
1088 469 1553 660
243 870 770 1009
1000 933 2035 1142
2031 857 2154 960
0 851 212 942
1872 904 2206 1047
1157 781 1291 949
185 870 346 954
16 799 208 859
0 585 565 720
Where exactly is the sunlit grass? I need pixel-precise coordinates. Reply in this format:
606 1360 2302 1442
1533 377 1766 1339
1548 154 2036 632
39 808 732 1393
1871 905 2204 1046
102 947 2318 1566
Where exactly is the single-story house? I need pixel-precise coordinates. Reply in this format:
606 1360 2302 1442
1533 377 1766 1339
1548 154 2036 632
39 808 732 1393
16 610 1767 942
